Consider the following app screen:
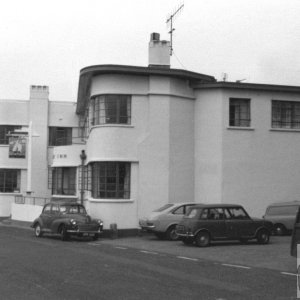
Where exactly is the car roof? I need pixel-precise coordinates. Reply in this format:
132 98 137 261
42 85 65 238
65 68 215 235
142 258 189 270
267 201 300 207
190 204 244 209
46 201 81 206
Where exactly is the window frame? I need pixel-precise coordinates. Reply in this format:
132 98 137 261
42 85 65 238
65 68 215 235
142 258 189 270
0 169 20 193
51 167 76 196
90 95 131 126
0 125 22 145
49 127 72 146
272 100 300 129
91 162 131 200
229 98 251 127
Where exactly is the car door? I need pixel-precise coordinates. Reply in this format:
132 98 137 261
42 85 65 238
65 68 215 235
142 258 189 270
48 204 60 232
225 207 256 239
291 207 300 257
41 204 53 230
203 208 227 239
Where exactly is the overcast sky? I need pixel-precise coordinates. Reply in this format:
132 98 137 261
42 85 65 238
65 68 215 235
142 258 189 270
1 0 300 101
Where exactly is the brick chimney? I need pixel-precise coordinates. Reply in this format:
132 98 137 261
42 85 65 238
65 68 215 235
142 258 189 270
148 33 170 68
30 85 49 100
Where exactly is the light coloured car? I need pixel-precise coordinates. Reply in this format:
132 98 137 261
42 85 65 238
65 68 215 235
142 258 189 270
263 201 300 235
139 202 198 240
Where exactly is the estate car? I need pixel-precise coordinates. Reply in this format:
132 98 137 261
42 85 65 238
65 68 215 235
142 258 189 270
139 202 198 240
31 202 103 241
176 204 273 247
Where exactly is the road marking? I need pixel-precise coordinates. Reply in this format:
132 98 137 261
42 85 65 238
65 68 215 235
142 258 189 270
281 272 297 276
177 256 199 262
222 263 251 269
115 246 127 250
140 250 158 255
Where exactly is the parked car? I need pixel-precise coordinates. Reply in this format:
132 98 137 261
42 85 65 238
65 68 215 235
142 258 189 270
31 202 103 241
263 201 300 235
139 202 198 240
290 207 300 257
176 204 273 247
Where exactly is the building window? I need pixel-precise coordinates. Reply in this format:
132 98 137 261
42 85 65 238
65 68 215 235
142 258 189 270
0 125 22 144
91 162 130 199
52 167 76 195
0 169 20 193
91 95 131 125
49 127 72 146
229 98 251 127
272 100 300 129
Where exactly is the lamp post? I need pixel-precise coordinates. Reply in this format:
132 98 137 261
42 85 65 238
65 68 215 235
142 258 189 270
80 150 87 205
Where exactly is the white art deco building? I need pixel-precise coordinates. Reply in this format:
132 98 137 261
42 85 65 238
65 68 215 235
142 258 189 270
1 33 300 232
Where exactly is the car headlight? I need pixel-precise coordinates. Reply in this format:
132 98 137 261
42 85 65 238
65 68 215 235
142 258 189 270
70 219 77 225
97 220 103 226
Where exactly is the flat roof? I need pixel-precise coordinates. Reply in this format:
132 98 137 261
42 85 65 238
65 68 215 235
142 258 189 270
76 64 216 114
193 81 300 93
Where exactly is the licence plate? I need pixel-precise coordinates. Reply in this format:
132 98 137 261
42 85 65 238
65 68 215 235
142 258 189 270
83 233 89 237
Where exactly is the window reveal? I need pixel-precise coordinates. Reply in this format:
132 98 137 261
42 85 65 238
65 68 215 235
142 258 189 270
229 98 251 127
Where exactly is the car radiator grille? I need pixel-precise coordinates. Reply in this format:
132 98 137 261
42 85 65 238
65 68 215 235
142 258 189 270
78 224 99 231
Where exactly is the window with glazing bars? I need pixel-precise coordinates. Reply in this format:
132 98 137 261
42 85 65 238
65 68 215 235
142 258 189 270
49 127 72 146
90 95 131 125
272 100 300 129
91 162 130 199
0 169 20 192
0 125 22 144
52 167 76 195
229 98 251 127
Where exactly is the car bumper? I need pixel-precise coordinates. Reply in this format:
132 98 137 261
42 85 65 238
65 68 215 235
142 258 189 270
176 232 195 238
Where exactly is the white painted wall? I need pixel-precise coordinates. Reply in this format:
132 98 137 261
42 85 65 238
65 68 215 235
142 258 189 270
12 203 42 222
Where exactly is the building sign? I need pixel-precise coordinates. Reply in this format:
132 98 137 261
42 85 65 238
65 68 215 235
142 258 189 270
9 136 26 158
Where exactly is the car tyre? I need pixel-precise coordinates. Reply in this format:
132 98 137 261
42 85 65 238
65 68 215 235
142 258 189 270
59 225 69 241
257 229 270 244
166 226 179 241
273 224 286 236
93 234 99 241
34 223 43 238
195 231 210 247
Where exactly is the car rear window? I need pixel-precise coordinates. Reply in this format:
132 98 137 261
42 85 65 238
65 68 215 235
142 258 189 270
153 204 174 212
267 205 299 216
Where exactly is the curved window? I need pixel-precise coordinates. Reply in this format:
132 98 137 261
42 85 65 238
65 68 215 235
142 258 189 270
91 162 130 199
90 95 131 125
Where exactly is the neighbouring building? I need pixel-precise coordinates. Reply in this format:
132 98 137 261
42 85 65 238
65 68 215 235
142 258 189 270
1 32 300 231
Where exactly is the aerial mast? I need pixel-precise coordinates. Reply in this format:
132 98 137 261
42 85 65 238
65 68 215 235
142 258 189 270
166 3 184 56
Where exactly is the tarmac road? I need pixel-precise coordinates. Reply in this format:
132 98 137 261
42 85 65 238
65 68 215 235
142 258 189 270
0 222 297 299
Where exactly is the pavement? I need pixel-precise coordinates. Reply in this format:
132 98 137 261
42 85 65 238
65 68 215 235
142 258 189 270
0 217 296 274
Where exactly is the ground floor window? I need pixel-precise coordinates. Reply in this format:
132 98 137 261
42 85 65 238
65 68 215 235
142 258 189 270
0 169 20 193
91 162 130 199
52 167 76 195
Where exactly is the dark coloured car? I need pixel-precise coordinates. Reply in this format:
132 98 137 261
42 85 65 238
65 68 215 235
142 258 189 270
31 202 103 241
290 207 300 257
176 204 273 247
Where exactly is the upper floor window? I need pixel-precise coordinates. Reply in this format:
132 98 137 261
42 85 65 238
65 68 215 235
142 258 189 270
49 127 72 146
91 162 130 199
0 125 22 144
229 98 251 127
91 95 131 125
52 167 76 195
272 100 300 129
0 169 20 193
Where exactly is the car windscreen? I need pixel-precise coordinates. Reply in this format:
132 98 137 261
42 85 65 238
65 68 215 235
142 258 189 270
153 204 174 212
60 205 86 214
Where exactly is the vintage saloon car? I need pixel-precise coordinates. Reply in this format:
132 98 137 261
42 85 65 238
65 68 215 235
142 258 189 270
31 202 103 241
139 202 198 240
176 204 273 247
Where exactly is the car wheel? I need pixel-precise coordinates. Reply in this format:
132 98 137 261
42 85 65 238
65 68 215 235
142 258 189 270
34 223 43 237
195 231 210 247
257 229 270 244
274 224 286 236
92 234 99 241
59 225 69 241
166 226 179 241
182 238 194 245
